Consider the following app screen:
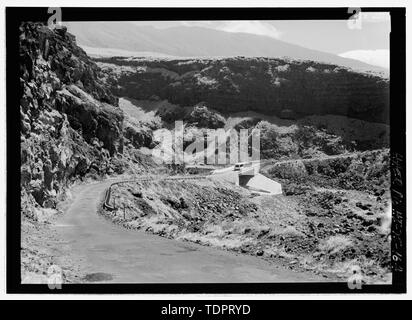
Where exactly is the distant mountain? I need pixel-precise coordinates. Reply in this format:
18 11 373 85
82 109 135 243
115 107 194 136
65 22 387 75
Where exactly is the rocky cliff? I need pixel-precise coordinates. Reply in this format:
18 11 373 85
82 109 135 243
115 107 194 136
97 57 389 124
20 23 127 216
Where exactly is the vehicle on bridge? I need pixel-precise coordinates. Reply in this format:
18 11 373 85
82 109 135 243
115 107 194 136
234 162 252 171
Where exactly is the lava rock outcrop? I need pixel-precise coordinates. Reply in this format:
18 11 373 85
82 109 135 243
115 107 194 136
98 57 389 124
20 22 125 212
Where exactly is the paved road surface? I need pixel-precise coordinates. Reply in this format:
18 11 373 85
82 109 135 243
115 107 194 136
53 179 324 283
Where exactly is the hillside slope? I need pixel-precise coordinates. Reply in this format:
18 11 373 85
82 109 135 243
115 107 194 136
97 57 389 124
104 173 391 283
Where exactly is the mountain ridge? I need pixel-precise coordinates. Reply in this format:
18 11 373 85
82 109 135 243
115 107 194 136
64 22 388 75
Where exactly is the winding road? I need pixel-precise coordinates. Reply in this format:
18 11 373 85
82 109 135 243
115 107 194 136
53 178 323 283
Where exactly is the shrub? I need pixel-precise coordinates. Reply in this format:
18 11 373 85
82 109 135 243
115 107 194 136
318 235 353 255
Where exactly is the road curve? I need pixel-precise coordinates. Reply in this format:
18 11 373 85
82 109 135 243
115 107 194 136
53 179 324 283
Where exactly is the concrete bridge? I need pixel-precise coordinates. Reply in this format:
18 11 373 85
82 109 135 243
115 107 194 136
210 162 282 195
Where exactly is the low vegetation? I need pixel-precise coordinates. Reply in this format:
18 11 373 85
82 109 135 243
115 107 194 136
104 167 391 283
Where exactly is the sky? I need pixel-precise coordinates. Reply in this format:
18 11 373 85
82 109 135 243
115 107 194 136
130 12 390 68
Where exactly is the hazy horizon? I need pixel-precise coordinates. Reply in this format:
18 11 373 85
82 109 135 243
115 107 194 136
65 14 390 70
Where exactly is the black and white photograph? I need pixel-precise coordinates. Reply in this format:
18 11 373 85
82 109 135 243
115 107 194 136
3 3 407 298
